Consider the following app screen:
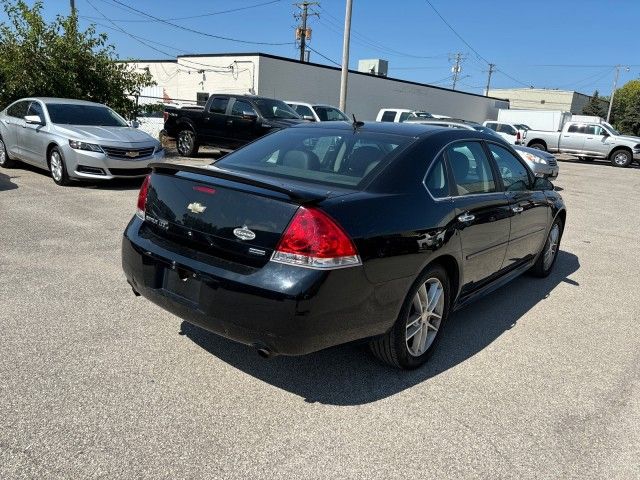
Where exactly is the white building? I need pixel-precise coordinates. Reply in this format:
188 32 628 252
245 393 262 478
128 52 509 122
486 88 608 114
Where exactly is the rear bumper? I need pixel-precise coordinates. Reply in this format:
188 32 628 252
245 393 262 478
121 218 397 355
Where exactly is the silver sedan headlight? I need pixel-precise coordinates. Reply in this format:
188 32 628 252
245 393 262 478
69 139 103 152
520 151 548 165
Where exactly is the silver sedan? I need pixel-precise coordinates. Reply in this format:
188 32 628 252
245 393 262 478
0 97 164 186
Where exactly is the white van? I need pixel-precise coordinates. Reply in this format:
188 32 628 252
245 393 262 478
375 109 437 123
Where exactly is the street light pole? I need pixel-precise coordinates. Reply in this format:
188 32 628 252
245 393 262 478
339 0 353 113
606 66 623 123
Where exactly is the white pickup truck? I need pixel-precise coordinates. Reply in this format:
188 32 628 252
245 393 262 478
525 120 640 168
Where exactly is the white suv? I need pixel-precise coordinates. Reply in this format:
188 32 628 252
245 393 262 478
483 121 526 145
286 102 349 122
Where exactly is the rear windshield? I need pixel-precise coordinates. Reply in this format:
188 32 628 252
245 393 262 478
215 128 414 188
312 106 349 121
46 103 128 126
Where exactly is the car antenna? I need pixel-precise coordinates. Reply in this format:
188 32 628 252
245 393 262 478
352 114 364 130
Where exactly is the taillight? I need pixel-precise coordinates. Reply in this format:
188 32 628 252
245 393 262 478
516 131 521 141
136 175 151 220
163 111 168 123
271 207 361 269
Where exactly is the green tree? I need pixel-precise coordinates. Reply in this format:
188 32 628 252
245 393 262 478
582 90 607 118
610 80 640 135
0 0 153 118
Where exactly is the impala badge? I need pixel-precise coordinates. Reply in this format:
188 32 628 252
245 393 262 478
187 202 207 214
125 151 140 158
233 226 256 241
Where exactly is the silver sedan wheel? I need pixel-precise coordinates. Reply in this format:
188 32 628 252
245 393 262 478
50 150 63 182
0 139 6 165
613 151 630 166
406 278 445 357
543 224 560 271
177 130 194 155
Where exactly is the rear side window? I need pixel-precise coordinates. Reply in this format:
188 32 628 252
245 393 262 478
380 111 396 122
209 98 228 114
567 124 586 134
216 129 412 188
399 112 412 122
7 101 29 118
425 155 450 199
485 122 498 131
313 106 348 121
498 124 517 135
446 141 496 195
488 143 531 192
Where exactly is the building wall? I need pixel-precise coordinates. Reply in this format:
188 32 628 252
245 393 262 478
487 88 608 114
257 55 507 122
128 54 508 122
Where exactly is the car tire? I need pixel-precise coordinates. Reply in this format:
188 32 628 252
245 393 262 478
176 127 199 157
0 137 16 168
530 217 563 278
369 264 450 369
610 149 632 168
49 146 71 186
529 142 546 151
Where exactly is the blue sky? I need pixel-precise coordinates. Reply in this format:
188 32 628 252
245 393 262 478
7 0 640 95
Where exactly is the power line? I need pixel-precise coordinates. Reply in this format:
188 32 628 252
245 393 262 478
423 0 532 88
306 45 340 66
82 0 281 22
105 0 295 46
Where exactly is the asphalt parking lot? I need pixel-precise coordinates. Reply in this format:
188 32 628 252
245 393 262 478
1 157 639 479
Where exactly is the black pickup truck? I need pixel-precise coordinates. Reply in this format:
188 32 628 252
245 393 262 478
164 94 304 156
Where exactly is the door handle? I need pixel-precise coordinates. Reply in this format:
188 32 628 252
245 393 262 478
226 120 233 125
512 206 524 213
457 213 475 223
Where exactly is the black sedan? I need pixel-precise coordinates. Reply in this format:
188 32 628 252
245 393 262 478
121 121 566 369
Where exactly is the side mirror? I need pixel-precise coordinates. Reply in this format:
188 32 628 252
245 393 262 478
24 115 43 125
130 120 140 128
533 176 554 191
602 130 610 137
303 115 316 122
242 110 258 120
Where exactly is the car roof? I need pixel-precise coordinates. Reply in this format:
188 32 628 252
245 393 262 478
24 97 107 106
288 120 482 138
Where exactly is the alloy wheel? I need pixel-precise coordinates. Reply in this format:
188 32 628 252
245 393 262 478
543 224 560 271
178 130 194 155
613 152 629 166
405 278 445 357
0 139 6 165
50 150 63 182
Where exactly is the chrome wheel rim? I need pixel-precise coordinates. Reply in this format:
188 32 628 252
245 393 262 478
177 130 194 154
0 139 6 165
50 151 63 181
614 152 629 166
543 224 560 270
406 278 444 357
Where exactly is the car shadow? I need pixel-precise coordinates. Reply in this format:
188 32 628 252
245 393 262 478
180 250 580 405
0 170 19 192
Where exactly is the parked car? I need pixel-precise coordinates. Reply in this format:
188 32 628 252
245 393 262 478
405 118 559 179
0 98 164 186
483 121 526 145
122 121 566 369
136 109 164 140
164 94 304 156
524 120 640 167
376 108 434 122
286 101 349 122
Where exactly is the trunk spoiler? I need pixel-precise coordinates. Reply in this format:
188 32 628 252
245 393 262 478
149 163 329 204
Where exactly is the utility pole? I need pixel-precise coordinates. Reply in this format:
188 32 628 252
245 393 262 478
339 0 353 112
294 2 319 62
70 0 75 13
449 52 466 90
607 65 629 123
485 63 495 96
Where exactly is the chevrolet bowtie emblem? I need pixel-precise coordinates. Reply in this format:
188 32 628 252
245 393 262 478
187 202 207 214
125 151 140 158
